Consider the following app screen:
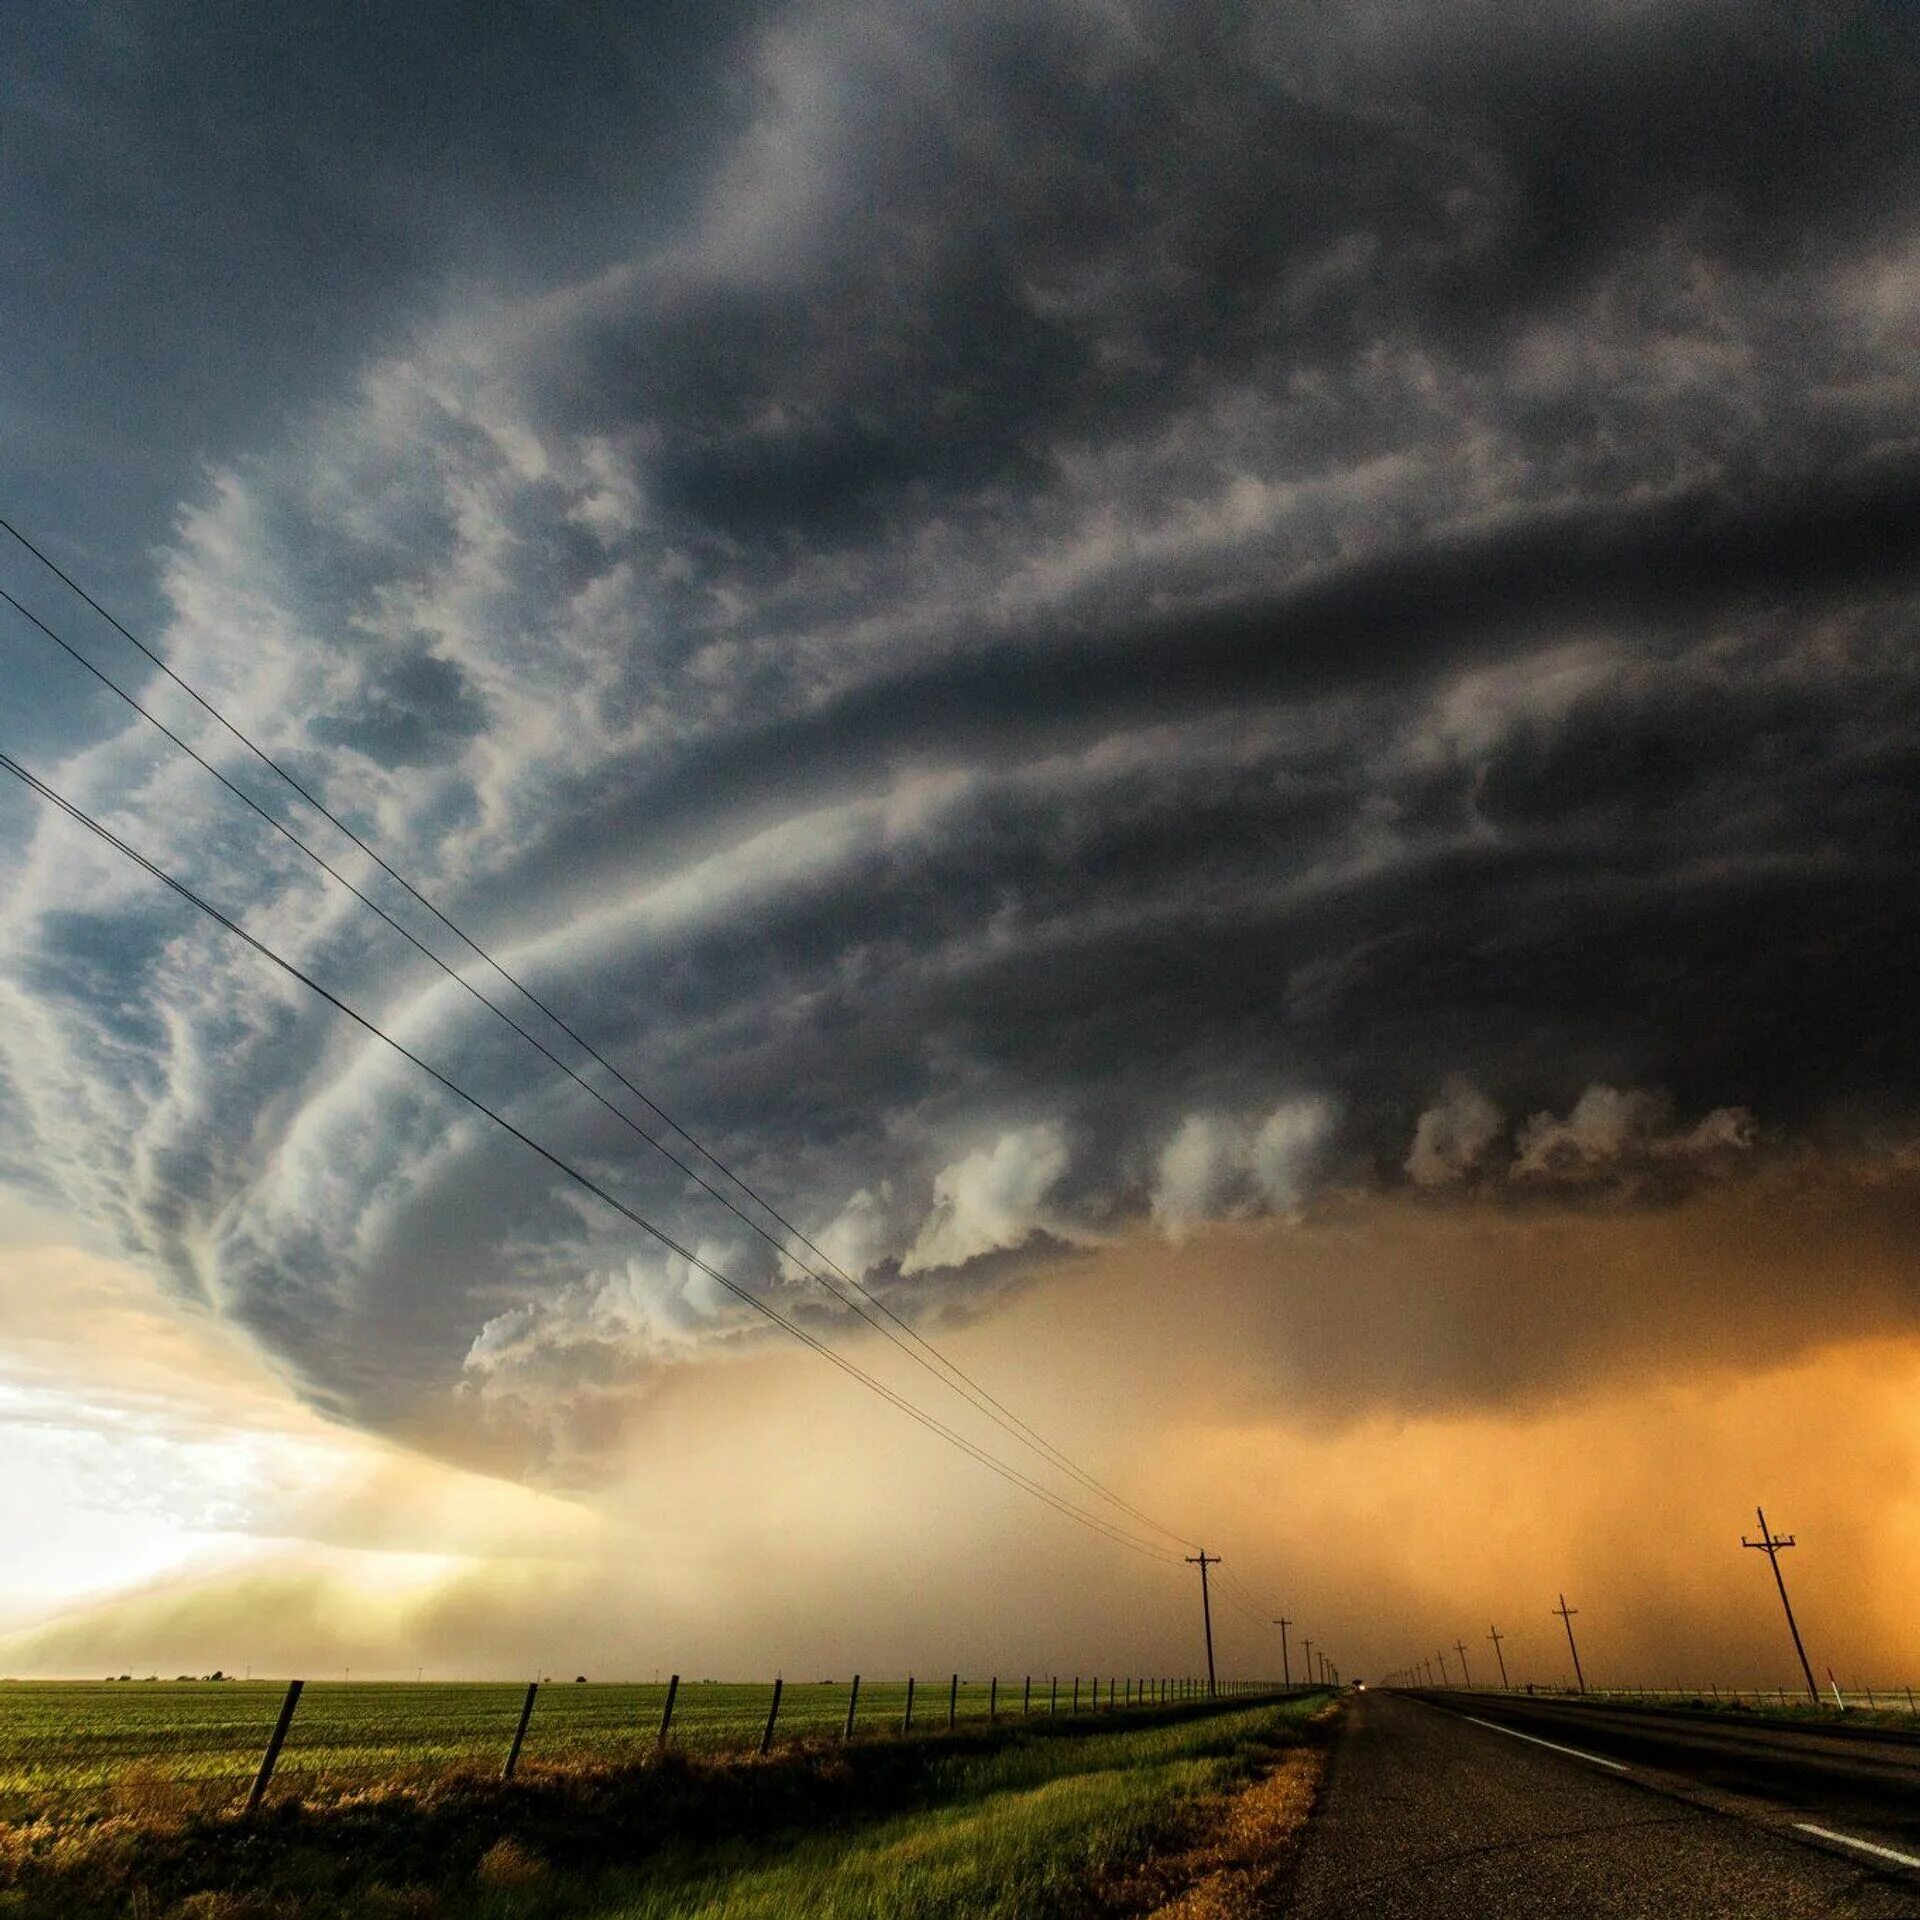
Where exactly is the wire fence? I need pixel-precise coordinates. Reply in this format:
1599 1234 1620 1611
0 1674 1301 1823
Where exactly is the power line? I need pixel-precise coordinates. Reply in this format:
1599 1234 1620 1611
1214 1564 1279 1629
0 524 1196 1552
0 742 1187 1566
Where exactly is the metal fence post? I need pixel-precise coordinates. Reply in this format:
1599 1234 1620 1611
503 1681 539 1781
989 1675 998 1722
658 1674 679 1747
843 1673 861 1742
760 1677 783 1755
948 1672 958 1730
903 1675 915 1732
243 1679 303 1813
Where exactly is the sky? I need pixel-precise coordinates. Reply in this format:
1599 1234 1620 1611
1 0 1917 1687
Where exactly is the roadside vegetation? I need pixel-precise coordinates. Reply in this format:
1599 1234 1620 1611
0 1692 1331 1920
1511 1688 1920 1735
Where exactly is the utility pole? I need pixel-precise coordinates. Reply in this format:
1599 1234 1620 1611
1488 1626 1509 1690
1454 1640 1472 1689
1436 1649 1450 1687
1275 1618 1292 1688
1186 1551 1220 1697
1302 1637 1314 1688
1554 1594 1587 1694
1743 1506 1819 1706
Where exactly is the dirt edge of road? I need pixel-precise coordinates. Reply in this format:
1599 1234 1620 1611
1130 1703 1340 1918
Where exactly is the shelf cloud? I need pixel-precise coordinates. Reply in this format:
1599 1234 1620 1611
2 0 1917 1494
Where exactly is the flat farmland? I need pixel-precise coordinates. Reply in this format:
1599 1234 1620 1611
0 1676 1164 1822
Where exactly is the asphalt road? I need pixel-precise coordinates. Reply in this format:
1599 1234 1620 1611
1285 1689 1920 1917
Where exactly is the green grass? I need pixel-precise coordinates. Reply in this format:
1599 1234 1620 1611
0 1677 1239 1824
0 1691 1329 1920
572 1705 1308 1920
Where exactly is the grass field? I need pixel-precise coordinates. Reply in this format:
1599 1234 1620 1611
0 1676 1232 1824
578 1700 1325 1920
0 1690 1332 1920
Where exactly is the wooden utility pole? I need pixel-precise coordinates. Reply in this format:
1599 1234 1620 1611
1743 1506 1819 1706
1302 1637 1314 1688
1186 1551 1220 1696
1554 1594 1587 1694
1274 1617 1292 1688
1454 1640 1472 1689
1488 1627 1509 1690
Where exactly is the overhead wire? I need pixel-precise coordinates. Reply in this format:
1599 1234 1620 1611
0 520 1197 1553
0 741 1188 1566
0 573 1185 1542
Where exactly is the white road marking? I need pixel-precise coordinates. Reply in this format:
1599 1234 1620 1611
1794 1824 1920 1870
1462 1714 1631 1773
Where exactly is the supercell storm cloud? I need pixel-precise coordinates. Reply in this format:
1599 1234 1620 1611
2 0 1918 1471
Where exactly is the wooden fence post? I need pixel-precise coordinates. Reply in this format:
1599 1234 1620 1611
760 1677 783 1755
989 1675 998 1722
1023 1674 1032 1716
658 1674 679 1747
843 1674 861 1742
503 1681 539 1781
243 1679 303 1813
1050 1674 1058 1716
948 1673 958 1730
1073 1676 1080 1712
903 1675 915 1732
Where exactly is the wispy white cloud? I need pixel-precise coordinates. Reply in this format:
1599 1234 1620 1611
1151 1100 1335 1241
903 1124 1072 1275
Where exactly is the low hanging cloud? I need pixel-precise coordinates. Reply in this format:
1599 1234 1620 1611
1405 1081 1504 1188
1406 1081 1757 1194
1150 1100 1336 1241
1511 1085 1757 1184
902 1124 1072 1275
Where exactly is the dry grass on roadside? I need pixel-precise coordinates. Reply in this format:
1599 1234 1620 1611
1093 1703 1334 1920
1140 1745 1323 1917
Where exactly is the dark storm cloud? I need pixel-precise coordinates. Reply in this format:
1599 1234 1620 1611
0 0 760 650
2 0 1917 1467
